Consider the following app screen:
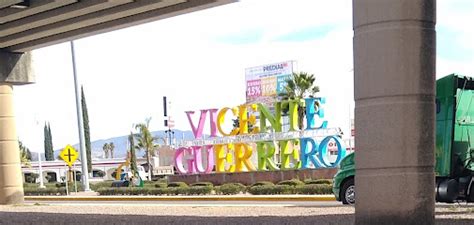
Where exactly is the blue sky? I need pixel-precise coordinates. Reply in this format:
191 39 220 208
13 0 474 153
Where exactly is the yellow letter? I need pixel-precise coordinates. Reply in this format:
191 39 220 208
217 107 239 136
215 144 235 172
234 143 256 172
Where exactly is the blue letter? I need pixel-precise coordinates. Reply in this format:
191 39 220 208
305 98 328 130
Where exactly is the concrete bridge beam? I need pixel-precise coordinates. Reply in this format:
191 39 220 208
353 0 436 224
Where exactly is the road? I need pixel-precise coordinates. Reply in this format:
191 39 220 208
0 200 472 225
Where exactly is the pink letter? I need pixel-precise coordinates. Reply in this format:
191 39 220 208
174 147 199 174
194 145 215 173
185 110 208 138
174 147 188 174
208 109 219 137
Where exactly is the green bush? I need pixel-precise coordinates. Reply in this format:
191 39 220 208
93 184 331 196
23 182 60 189
23 183 39 188
148 188 170 195
167 182 188 188
143 182 156 188
190 182 214 187
248 185 295 195
168 187 190 195
96 187 201 196
274 185 296 194
97 187 121 195
96 187 112 195
187 186 213 195
277 179 304 187
248 185 273 195
250 181 274 187
155 183 168 189
215 183 245 195
90 181 115 191
54 182 84 192
23 187 66 196
233 183 247 192
45 183 59 188
295 184 333 195
304 179 333 185
129 187 150 195
97 187 150 196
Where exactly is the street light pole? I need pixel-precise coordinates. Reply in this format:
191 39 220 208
37 151 45 188
34 116 45 188
70 41 91 191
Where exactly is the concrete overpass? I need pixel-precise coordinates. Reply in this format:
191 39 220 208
0 0 437 224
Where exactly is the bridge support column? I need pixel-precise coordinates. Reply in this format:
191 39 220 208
0 50 34 204
353 0 436 224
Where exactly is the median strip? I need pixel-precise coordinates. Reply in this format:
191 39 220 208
25 195 336 202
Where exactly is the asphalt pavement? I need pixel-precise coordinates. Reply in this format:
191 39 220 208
0 197 472 225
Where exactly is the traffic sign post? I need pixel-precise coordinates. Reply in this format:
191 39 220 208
60 145 79 194
73 162 77 193
59 145 78 167
64 164 69 196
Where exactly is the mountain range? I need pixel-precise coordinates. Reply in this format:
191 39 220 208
31 129 195 161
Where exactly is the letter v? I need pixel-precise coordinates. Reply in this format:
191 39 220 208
185 110 208 139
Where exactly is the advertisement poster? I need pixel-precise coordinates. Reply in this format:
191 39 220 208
245 61 294 104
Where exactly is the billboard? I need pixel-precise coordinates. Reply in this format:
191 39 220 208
245 61 294 104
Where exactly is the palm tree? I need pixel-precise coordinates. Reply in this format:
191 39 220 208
102 143 109 159
18 140 32 167
279 72 320 130
135 118 160 181
128 132 139 177
109 142 115 158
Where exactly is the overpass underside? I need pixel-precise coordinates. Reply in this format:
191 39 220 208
0 0 235 52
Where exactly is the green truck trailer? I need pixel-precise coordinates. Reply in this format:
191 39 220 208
332 74 474 204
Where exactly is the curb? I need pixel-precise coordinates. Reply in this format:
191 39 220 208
25 195 336 202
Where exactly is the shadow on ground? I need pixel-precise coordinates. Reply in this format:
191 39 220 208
1 212 352 225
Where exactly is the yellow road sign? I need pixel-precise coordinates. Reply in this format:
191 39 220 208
59 145 78 167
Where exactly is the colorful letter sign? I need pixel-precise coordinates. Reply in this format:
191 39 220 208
174 97 346 175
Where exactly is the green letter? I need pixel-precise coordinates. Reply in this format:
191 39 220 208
257 141 279 171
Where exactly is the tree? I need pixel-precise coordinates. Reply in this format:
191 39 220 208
27 173 39 183
128 132 138 177
96 170 106 178
135 118 159 181
109 142 115 158
232 116 254 134
81 86 92 173
279 72 320 130
18 140 32 166
102 143 109 159
44 123 54 161
43 123 49 160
